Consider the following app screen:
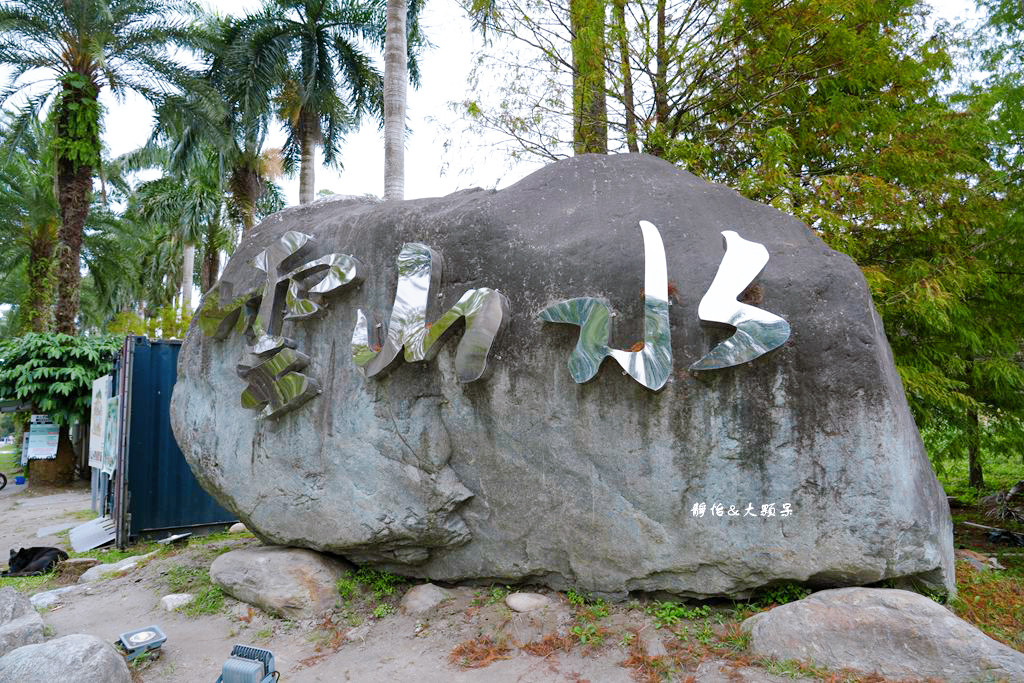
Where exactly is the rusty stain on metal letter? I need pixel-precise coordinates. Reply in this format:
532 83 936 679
689 230 790 370
539 220 673 391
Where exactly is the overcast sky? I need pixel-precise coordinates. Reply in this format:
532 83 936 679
94 0 977 206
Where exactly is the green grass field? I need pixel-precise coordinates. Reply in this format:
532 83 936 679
0 443 23 478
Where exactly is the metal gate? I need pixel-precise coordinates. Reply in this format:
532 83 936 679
113 336 236 546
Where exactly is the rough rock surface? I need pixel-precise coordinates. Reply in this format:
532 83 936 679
399 583 451 615
742 587 1024 681
209 546 349 619
30 585 86 610
172 153 954 597
78 551 157 583
0 633 131 683
228 522 248 534
0 587 44 656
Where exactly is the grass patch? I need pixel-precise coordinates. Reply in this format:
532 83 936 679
0 573 57 593
951 559 1024 650
162 564 225 617
335 566 405 619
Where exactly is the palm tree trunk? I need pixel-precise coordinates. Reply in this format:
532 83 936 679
299 108 317 204
54 160 92 334
181 242 195 316
570 0 608 154
384 0 407 200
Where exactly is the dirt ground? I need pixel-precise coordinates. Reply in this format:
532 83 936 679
0 484 730 682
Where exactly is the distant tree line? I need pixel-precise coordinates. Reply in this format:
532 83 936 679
466 0 1024 487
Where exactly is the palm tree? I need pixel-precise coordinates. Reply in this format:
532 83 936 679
153 14 282 234
0 109 58 332
382 0 422 200
0 0 197 333
234 0 388 203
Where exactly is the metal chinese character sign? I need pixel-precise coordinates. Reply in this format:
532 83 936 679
200 221 789 417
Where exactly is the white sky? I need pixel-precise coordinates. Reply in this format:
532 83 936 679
0 0 982 320
95 0 978 205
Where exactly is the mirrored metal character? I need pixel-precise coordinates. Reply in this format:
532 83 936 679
539 220 673 391
352 243 510 382
198 230 363 418
237 347 321 419
689 230 790 371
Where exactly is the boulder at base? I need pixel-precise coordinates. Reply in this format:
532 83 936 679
210 546 350 619
0 634 131 683
172 154 954 598
0 587 44 656
742 587 1024 681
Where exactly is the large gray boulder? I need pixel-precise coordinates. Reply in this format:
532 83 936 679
0 587 44 656
210 546 350 619
0 634 131 683
172 154 954 597
742 587 1024 681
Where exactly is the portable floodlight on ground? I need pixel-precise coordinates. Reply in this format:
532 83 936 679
216 644 278 683
116 625 167 661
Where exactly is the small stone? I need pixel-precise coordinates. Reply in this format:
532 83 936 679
160 593 195 611
0 634 131 683
637 627 667 658
400 583 451 615
30 585 84 610
742 587 1024 681
345 623 371 642
78 551 158 583
504 592 552 612
955 548 1004 571
228 522 248 534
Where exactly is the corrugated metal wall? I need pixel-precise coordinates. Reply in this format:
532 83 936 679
118 337 235 543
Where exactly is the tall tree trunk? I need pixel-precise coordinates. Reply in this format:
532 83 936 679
28 423 76 486
54 160 92 334
384 0 408 200
570 0 608 154
53 79 98 335
24 222 57 333
201 219 221 292
968 407 984 489
230 165 263 234
181 242 195 316
612 0 638 153
654 0 668 125
299 108 317 204
646 0 668 157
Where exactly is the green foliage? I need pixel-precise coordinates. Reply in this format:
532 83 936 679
337 566 405 603
566 588 586 607
646 601 711 629
372 602 395 618
164 564 225 616
570 620 604 645
0 333 120 425
50 74 102 171
752 583 811 608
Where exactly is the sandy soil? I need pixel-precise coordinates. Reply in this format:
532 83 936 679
0 485 788 682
